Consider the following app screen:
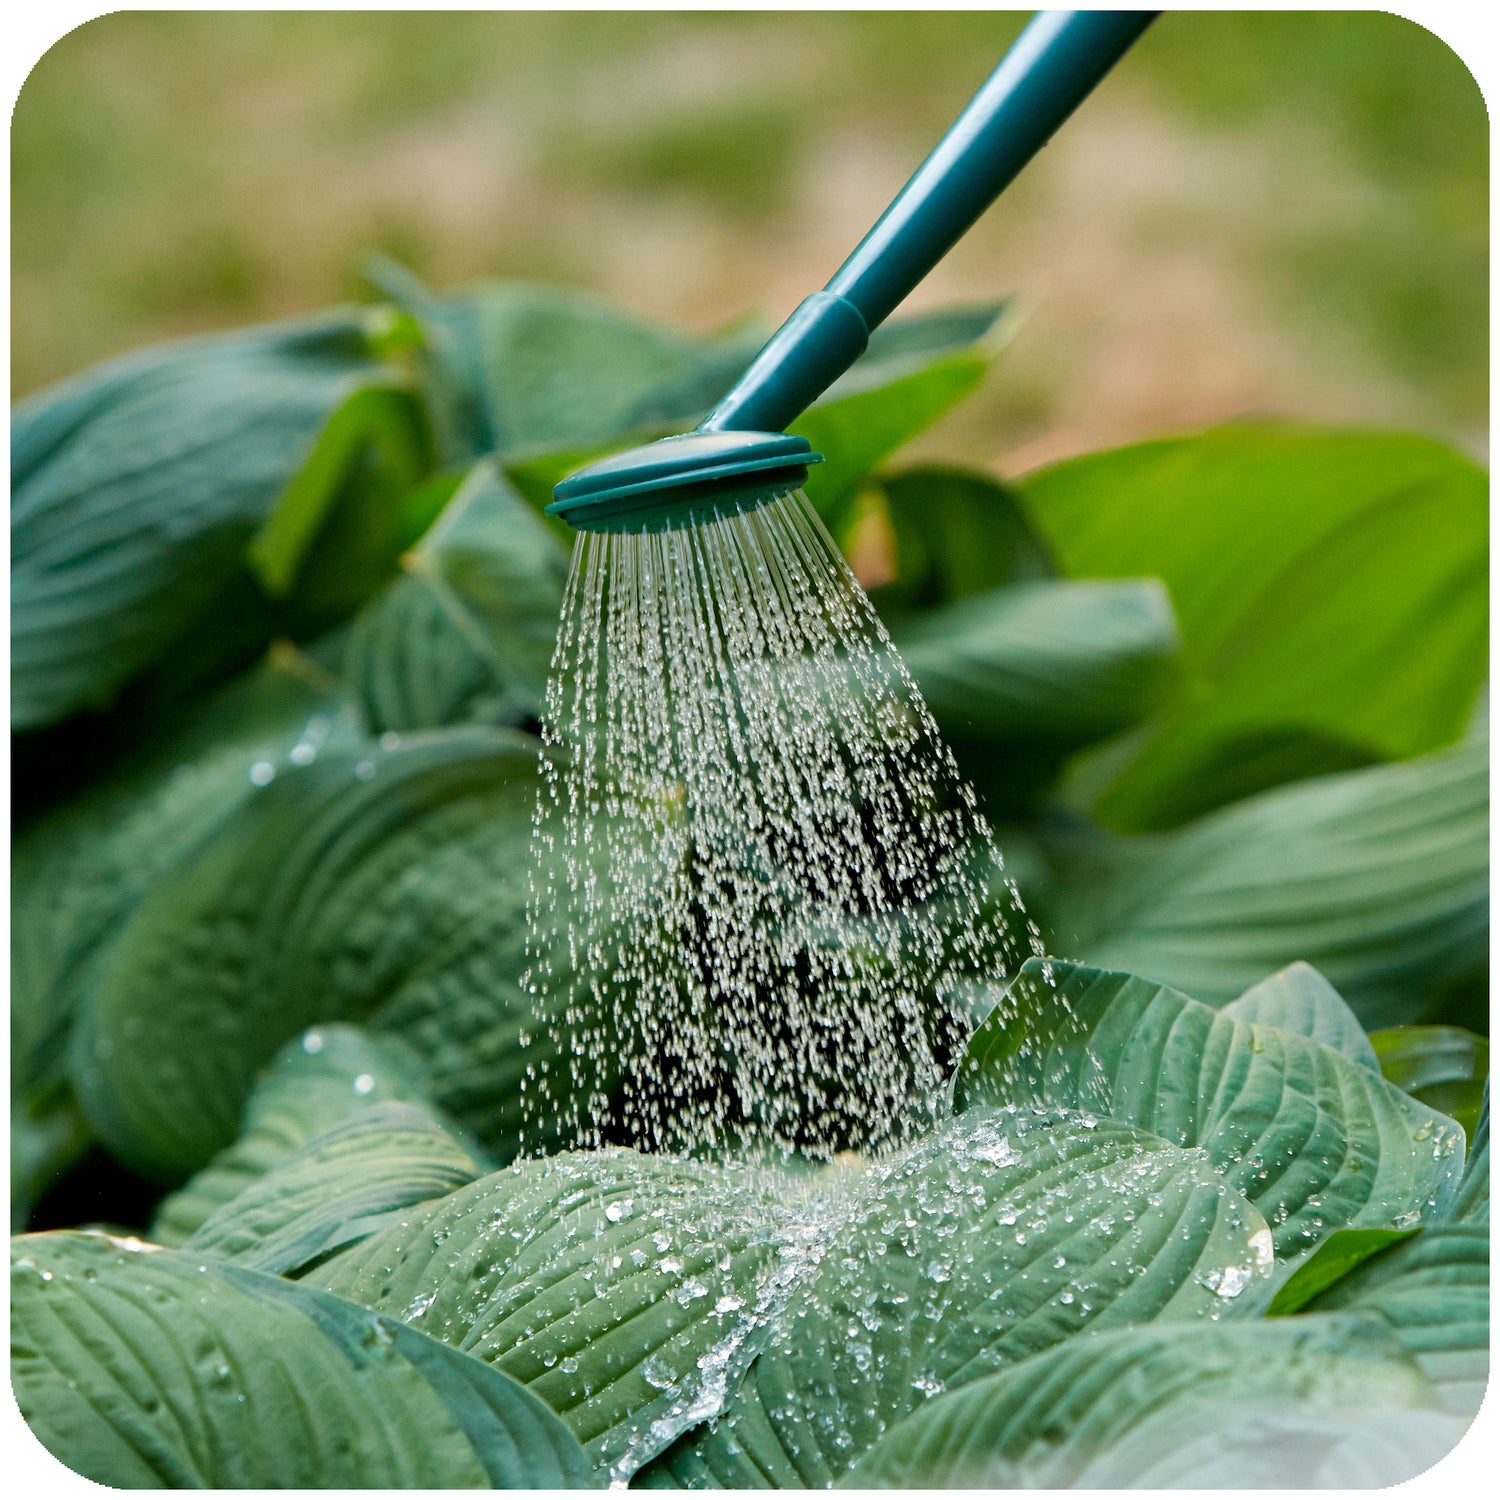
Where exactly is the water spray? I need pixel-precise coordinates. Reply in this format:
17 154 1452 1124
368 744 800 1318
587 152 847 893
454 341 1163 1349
526 11 1157 1160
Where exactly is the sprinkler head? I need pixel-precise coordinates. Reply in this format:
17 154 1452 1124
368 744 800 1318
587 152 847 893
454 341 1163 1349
547 430 823 534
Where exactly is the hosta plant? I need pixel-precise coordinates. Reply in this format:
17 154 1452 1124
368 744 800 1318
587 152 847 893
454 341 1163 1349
10 271 1489 1487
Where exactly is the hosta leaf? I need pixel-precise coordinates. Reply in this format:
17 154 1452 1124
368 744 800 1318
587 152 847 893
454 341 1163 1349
957 961 1465 1255
1371 1025 1490 1140
651 1107 1271 1488
305 1148 786 1480
11 313 424 732
70 728 602 1179
345 571 506 733
1221 961 1379 1070
186 1103 481 1276
1283 1222 1489 1414
1019 425 1488 829
1044 738 1488 1027
345 463 570 732
12 656 345 1110
895 579 1179 810
11 1231 593 1488
150 1025 443 1247
841 1315 1451 1488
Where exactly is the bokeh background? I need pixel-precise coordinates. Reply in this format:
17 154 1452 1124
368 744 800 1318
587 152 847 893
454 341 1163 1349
12 9 1488 472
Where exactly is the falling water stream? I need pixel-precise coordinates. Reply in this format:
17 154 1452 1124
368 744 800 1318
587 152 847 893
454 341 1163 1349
522 489 1041 1161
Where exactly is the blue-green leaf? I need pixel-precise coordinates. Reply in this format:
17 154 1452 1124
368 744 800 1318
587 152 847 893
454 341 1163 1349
1221 962 1379 1071
1019 425 1488 829
840 1315 1452 1488
11 1230 594 1487
956 960 1464 1255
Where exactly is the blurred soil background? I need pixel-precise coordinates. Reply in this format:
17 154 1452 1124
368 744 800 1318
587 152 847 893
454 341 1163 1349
12 9 1488 472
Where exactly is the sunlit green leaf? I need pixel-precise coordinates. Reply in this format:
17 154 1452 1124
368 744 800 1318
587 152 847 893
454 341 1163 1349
150 1025 446 1247
186 1102 481 1276
1221 961 1379 1070
1020 425 1488 829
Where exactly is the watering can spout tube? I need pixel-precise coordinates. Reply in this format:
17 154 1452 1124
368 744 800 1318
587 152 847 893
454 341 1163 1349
549 9 1156 531
698 9 1158 438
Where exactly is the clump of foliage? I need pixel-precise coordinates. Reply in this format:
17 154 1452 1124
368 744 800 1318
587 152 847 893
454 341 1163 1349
10 268 1489 1487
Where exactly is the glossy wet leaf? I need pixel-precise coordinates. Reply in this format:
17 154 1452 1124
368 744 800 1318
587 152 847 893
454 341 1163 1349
651 1106 1271 1488
1044 738 1488 1027
957 961 1464 1256
11 1230 594 1488
1221 961 1379 1070
841 1315 1450 1488
70 728 604 1180
1370 1024 1490 1139
306 1147 786 1480
1284 1222 1489 1414
149 1025 446 1247
1020 425 1488 829
11 313 425 732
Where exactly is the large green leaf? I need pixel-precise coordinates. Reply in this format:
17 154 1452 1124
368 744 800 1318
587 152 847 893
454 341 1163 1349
957 961 1464 1256
11 313 427 732
894 579 1179 810
1019 425 1488 829
1282 1222 1489 1414
344 462 571 732
650 1107 1271 1488
1220 961 1379 1070
11 1230 594 1488
150 1025 445 1247
840 1315 1454 1488
305 1148 786 1481
1370 1025 1490 1140
12 656 345 1109
185 1102 481 1276
69 727 603 1179
1043 738 1488 1027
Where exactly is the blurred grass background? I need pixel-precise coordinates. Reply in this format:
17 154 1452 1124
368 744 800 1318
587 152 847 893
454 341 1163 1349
12 9 1487 472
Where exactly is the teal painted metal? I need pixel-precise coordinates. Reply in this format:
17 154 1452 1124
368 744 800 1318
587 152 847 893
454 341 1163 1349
550 10 1158 533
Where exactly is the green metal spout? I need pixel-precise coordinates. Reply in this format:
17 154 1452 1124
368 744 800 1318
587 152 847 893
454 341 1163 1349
549 10 1158 533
